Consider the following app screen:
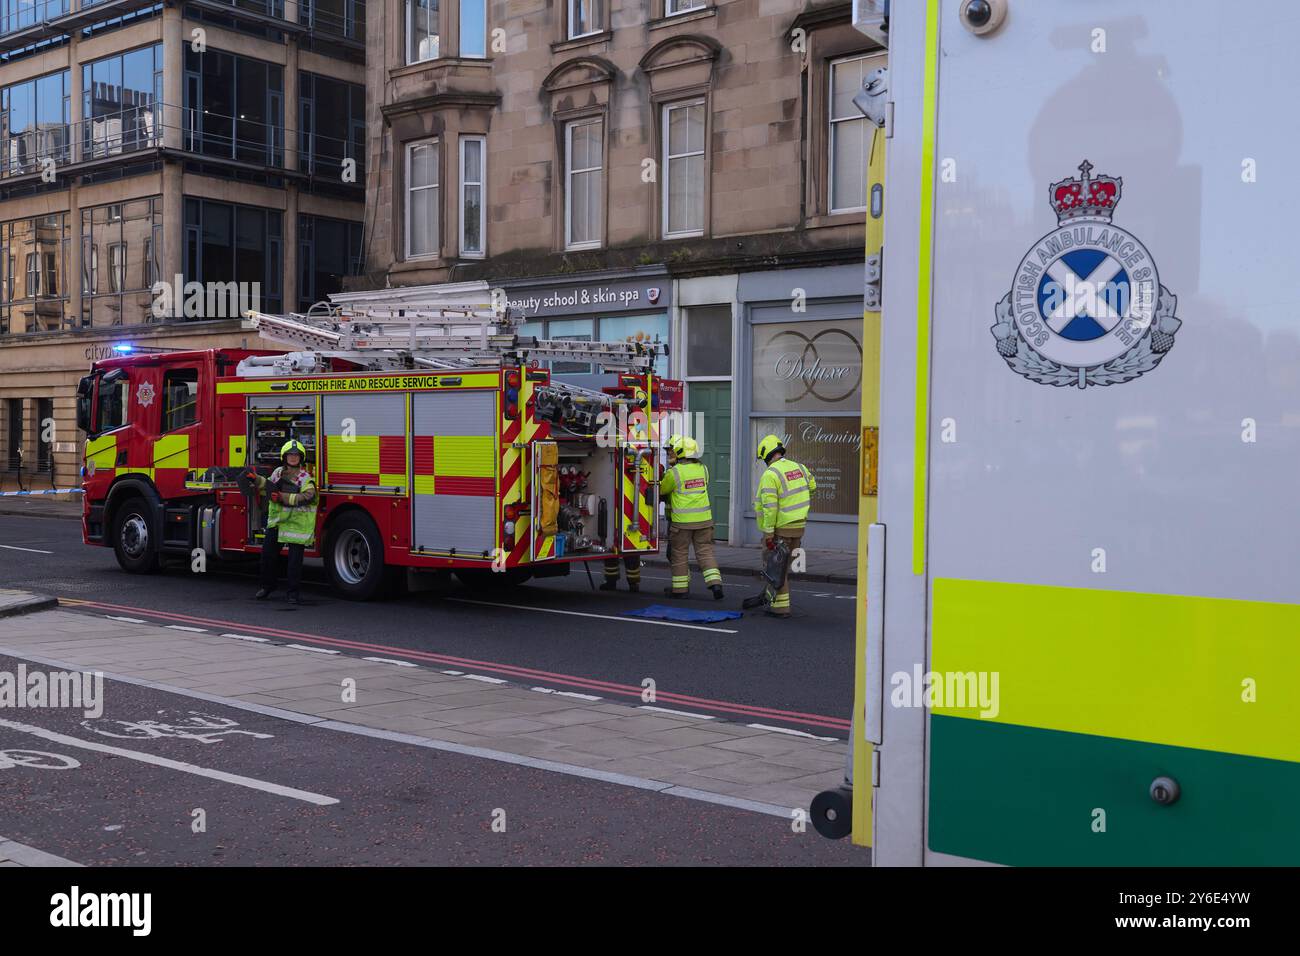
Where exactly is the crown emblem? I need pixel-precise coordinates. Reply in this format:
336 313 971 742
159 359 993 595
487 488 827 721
1049 160 1122 224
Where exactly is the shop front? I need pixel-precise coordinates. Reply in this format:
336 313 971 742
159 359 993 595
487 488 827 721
738 265 865 551
499 268 673 390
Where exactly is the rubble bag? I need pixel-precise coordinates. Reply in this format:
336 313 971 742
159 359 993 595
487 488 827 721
623 606 742 623
539 443 560 535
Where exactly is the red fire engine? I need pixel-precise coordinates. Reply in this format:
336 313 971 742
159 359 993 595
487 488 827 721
76 294 667 599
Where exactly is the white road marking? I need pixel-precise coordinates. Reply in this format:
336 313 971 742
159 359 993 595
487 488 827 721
441 670 464 676
834 595 856 600
107 616 146 624
449 597 739 634
0 544 53 554
221 633 271 644
0 645 813 820
462 674 507 684
531 686 603 701
639 706 716 720
362 657 417 667
285 644 339 655
165 625 207 633
746 723 838 742
0 717 338 806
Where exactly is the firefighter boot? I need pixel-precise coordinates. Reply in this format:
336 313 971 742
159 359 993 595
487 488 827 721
711 585 724 600
255 588 273 600
287 591 300 605
599 580 619 591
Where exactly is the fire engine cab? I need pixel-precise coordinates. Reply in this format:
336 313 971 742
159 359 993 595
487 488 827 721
76 293 666 600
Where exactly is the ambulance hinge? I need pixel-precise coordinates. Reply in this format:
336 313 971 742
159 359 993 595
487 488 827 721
864 253 882 310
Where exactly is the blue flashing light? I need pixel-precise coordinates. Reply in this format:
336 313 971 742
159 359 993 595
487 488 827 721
112 343 134 353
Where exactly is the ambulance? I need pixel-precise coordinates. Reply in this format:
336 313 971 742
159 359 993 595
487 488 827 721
820 0 1300 865
76 294 665 599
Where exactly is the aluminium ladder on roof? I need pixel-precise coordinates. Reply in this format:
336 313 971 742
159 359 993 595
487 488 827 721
244 294 667 372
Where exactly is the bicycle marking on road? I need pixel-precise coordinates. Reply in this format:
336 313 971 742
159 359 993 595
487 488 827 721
0 717 338 805
79 711 275 744
0 749 80 770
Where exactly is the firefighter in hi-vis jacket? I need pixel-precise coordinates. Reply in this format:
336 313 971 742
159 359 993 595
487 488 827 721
247 439 318 604
660 435 724 599
753 434 815 618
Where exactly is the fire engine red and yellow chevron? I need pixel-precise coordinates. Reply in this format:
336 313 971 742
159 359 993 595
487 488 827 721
620 455 655 551
326 434 405 488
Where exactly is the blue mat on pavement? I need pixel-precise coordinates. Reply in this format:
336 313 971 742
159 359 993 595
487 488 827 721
623 605 743 623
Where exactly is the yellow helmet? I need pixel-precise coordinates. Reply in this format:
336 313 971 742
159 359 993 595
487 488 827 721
280 439 307 462
682 437 702 459
667 434 687 457
756 434 784 462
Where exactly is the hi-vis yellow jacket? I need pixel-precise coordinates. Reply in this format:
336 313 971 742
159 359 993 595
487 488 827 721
660 460 713 527
754 458 816 534
255 467 319 547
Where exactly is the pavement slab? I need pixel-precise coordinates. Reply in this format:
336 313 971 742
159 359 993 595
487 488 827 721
0 602 851 820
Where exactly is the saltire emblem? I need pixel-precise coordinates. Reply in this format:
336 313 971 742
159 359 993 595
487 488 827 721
991 160 1182 388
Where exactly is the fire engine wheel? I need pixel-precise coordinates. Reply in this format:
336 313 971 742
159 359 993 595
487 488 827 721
112 497 160 574
325 512 386 601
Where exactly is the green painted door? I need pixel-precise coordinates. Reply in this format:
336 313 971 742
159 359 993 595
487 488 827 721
687 382 730 540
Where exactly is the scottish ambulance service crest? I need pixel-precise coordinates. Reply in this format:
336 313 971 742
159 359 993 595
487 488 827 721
991 161 1181 388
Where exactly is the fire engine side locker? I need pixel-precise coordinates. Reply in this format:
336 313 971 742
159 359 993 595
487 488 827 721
410 389 499 558
875 0 1300 866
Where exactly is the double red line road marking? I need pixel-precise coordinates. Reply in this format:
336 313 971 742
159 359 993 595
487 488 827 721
57 597 850 735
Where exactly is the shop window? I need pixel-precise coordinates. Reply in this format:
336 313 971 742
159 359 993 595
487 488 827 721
548 317 594 374
599 313 669 377
751 318 862 413
162 369 200 432
662 100 705 238
686 305 732 377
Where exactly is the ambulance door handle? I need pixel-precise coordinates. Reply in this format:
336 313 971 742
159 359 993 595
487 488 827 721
1149 776 1180 806
865 522 886 745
